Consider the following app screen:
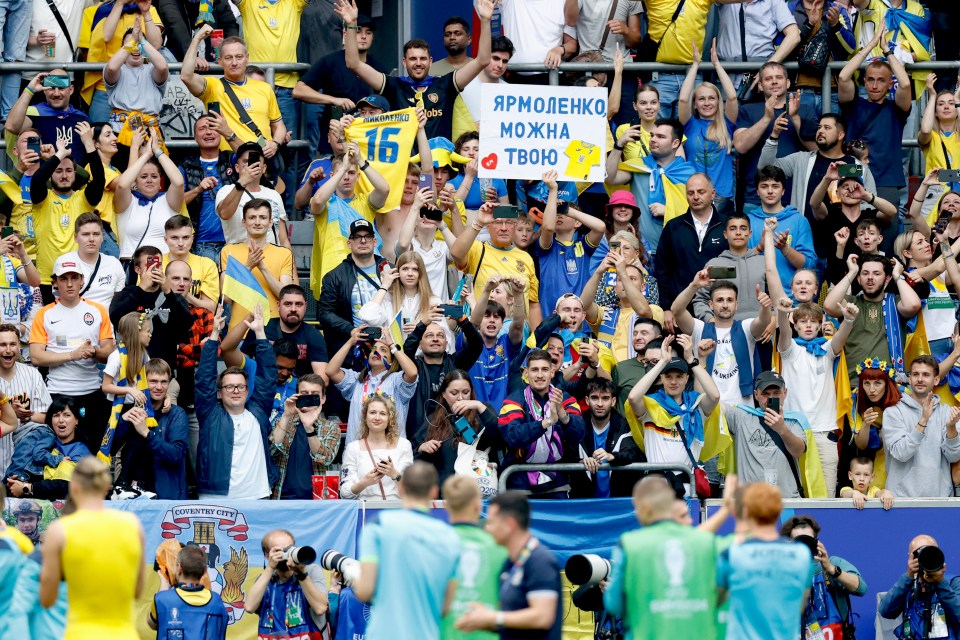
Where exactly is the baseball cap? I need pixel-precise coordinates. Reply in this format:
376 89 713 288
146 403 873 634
234 141 263 165
52 256 83 277
348 219 375 238
343 14 376 30
838 174 865 186
662 358 689 375
356 95 390 113
754 370 786 391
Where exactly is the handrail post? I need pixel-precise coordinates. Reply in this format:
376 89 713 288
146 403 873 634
822 63 831 113
549 68 560 86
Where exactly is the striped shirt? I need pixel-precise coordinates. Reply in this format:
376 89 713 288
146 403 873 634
0 362 50 473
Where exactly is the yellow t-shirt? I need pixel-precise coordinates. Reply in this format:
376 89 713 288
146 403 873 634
34 191 97 285
89 163 121 228
563 141 602 180
61 509 141 640
921 130 960 173
199 77 282 151
81 6 163 103
646 0 712 65
221 242 294 328
162 252 220 302
237 0 308 89
614 123 653 163
458 241 539 308
451 95 477 143
310 193 376 297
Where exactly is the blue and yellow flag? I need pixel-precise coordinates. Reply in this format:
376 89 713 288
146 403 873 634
0 168 22 205
223 255 269 314
388 309 404 346
633 394 731 462
344 108 419 211
98 344 157 464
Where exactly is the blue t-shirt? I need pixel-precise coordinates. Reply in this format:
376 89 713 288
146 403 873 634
460 332 519 410
499 539 562 640
841 95 910 187
359 508 460 640
717 538 815 640
449 174 508 209
683 116 736 198
592 425 611 498
190 159 225 243
536 235 598 316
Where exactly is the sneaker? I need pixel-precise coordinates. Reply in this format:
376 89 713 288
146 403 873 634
110 485 139 501
136 489 157 500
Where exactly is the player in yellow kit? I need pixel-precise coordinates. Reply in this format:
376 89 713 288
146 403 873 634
40 457 145 640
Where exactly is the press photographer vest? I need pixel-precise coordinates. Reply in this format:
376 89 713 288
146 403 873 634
154 585 228 640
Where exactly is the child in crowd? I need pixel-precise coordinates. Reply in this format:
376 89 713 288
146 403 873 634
840 456 895 509
829 219 884 286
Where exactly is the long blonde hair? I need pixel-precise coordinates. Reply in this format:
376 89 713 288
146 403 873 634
359 395 399 445
117 312 150 385
694 82 733 153
390 251 433 322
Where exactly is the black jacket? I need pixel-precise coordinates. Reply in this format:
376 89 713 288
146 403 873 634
413 403 502 491
316 254 390 368
109 286 192 366
569 410 645 498
157 0 240 62
654 208 728 311
179 151 238 229
405 318 484 448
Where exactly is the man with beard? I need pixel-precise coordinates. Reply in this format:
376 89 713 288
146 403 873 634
498 349 585 497
30 123 104 304
259 285 328 379
431 17 473 77
405 313 483 451
7 70 90 162
605 118 696 260
673 271 773 406
338 0 494 140
571 378 643 499
825 253 922 386
8 128 53 261
293 14 384 156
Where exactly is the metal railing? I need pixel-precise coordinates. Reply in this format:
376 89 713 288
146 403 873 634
498 462 695 493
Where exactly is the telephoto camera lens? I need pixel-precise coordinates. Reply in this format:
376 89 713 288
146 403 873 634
915 545 946 573
321 550 361 586
282 546 317 566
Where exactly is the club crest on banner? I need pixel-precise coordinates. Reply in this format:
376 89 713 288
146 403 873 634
159 504 251 624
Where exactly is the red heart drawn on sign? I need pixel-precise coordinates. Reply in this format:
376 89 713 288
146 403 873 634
481 153 498 170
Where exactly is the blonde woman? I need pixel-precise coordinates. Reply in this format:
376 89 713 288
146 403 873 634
678 38 739 216
359 251 441 336
917 73 960 217
340 395 413 500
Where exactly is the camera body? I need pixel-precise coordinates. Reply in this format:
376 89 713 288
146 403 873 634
321 550 361 587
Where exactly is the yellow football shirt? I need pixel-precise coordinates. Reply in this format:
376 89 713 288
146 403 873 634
199 77 282 151
459 242 539 310
34 191 97 284
89 163 121 228
162 252 220 302
564 141 602 180
646 0 711 65
236 0 308 89
921 131 960 173
310 193 376 297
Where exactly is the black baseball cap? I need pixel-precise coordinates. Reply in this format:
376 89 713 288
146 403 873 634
348 219 374 238
662 358 689 375
754 370 786 391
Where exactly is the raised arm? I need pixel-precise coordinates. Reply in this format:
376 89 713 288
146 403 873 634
151 136 184 211
838 27 885 105
749 285 773 340
538 171 560 251
627 339 672 418
606 126 640 184
671 270 711 335
101 0 127 44
809 163 838 220
762 219 786 306
309 161 348 217
887 46 913 113
335 0 386 92
452 0 493 91
113 142 152 214
347 142 389 209
824 254 859 318
712 40 739 123
76 123 104 208
677 40 701 125
451 202 491 267
397 188 430 255
325 326 368 385
830 299 860 355
180 24 212 97
582 253 614 326
918 74 939 148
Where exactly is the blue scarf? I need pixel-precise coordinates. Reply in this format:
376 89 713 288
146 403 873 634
92 1 139 33
33 103 87 120
881 293 906 383
398 75 437 92
702 321 760 398
132 189 163 207
795 336 828 357
649 389 704 445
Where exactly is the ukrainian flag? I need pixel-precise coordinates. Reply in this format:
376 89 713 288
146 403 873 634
388 309 404 346
223 255 269 314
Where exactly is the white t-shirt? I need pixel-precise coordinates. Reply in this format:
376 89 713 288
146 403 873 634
23 0 86 78
411 236 452 300
780 340 838 433
59 251 126 309
214 185 287 246
30 299 114 394
459 77 505 123
499 0 567 71
693 318 758 406
117 196 178 258
103 350 149 402
226 411 271 499
642 405 705 467
924 280 955 342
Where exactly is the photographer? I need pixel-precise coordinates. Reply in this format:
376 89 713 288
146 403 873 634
149 545 228 639
880 535 960 639
781 515 866 639
245 529 328 639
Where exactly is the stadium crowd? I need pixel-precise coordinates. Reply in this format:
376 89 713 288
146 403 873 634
0 0 959 636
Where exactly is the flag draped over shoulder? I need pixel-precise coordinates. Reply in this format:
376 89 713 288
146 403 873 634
344 108 419 211
634 393 731 462
223 255 269 313
98 343 156 463
627 155 695 225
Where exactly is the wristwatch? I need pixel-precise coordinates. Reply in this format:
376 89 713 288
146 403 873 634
613 141 624 152
832 565 843 578
688 358 700 368
226 132 238 142
304 429 317 438
359 161 370 171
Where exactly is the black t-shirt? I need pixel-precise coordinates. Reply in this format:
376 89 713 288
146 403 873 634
805 152 860 247
380 73 461 139
499 540 562 640
240 319 329 377
736 100 819 206
822 201 877 284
